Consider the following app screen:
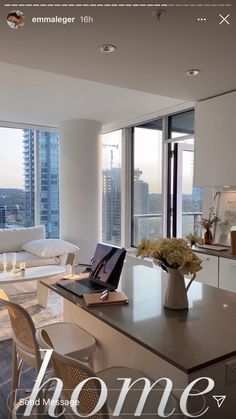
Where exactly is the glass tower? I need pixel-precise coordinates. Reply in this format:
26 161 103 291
23 129 59 238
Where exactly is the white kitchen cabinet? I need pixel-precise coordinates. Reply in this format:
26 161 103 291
194 91 236 187
219 257 236 292
195 253 218 287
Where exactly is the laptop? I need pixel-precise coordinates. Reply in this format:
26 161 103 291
57 243 126 297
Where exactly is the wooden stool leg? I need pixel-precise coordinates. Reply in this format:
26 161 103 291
8 342 23 419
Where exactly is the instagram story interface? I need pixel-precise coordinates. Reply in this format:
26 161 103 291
0 1 236 418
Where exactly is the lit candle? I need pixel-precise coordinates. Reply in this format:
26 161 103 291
3 253 7 272
12 253 17 268
20 262 26 271
69 265 74 277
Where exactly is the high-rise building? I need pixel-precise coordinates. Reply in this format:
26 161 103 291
133 169 149 215
23 130 59 238
23 130 35 227
0 189 25 228
0 206 6 228
102 167 121 245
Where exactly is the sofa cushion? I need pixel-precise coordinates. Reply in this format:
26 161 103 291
0 225 45 253
22 239 80 258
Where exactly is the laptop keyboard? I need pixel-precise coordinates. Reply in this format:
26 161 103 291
78 279 107 291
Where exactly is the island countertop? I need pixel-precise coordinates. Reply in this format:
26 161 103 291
41 265 236 374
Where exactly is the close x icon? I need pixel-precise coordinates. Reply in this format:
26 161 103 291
219 14 230 25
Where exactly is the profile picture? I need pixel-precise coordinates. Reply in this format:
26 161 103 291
7 10 25 29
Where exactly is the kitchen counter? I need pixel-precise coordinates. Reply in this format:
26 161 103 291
41 264 236 374
194 245 236 259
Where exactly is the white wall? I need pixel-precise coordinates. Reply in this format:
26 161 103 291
59 119 101 263
194 91 236 187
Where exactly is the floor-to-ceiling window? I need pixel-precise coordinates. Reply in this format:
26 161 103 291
0 127 26 228
130 109 202 246
168 110 203 238
102 130 122 246
38 131 59 238
102 109 202 247
131 120 163 247
0 126 59 238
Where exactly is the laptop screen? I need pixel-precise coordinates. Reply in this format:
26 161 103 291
89 243 126 288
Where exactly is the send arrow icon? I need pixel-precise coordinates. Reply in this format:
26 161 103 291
212 395 226 408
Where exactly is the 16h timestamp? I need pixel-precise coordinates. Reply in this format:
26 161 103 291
80 16 94 23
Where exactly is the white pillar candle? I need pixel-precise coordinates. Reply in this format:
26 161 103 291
20 262 26 271
69 265 74 277
3 253 7 271
12 253 17 266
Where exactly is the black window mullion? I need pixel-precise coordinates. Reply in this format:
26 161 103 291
166 143 172 238
131 127 135 246
166 143 178 238
172 143 178 237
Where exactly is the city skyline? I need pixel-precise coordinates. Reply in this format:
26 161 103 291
102 164 202 246
0 127 201 244
0 127 59 238
0 127 194 195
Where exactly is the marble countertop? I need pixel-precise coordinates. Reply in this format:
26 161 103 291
42 265 236 374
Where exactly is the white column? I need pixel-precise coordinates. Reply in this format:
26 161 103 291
59 119 102 263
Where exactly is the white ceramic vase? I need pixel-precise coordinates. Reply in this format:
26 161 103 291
164 268 190 310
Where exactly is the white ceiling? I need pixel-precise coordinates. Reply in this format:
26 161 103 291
0 3 235 127
0 62 183 127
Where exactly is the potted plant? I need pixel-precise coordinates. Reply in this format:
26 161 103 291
201 207 220 245
186 233 202 248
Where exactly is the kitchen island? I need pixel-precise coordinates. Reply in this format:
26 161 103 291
41 264 236 418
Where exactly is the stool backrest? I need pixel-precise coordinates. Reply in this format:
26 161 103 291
52 350 109 419
0 289 9 301
38 330 109 419
0 293 40 360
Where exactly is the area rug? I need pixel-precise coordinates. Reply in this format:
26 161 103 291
0 290 63 341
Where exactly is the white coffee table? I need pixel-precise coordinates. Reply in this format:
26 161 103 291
0 265 66 308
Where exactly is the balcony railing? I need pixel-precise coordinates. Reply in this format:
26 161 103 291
132 212 202 246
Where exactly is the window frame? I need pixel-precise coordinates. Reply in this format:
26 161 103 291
0 122 59 236
101 129 123 246
128 108 196 246
166 109 198 238
130 120 164 247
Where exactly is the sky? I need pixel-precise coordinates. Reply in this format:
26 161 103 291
102 127 193 194
0 127 24 189
134 128 194 194
103 130 122 170
103 128 164 194
134 128 163 194
0 126 193 193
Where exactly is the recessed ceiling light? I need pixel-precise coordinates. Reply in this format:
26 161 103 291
152 9 166 21
99 44 117 53
186 69 201 77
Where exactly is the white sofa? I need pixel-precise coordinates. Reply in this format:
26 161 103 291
0 225 79 294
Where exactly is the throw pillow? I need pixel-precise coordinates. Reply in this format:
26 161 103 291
22 239 80 258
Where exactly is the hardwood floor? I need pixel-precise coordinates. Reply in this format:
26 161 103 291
0 339 62 418
0 339 35 418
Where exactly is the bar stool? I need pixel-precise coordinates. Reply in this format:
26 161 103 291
37 321 96 366
36 329 180 419
0 289 96 419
